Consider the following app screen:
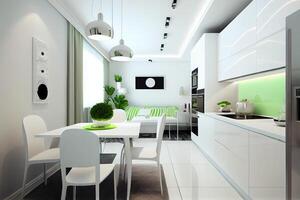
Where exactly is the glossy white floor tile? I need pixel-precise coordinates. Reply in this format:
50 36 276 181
173 163 231 188
180 187 243 200
167 188 182 200
127 140 242 200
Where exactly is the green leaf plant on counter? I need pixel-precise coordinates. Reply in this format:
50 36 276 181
217 100 232 112
104 85 129 110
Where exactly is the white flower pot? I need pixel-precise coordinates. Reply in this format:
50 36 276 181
92 119 110 126
116 82 122 90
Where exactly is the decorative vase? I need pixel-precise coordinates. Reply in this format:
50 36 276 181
219 106 231 113
116 82 122 90
92 119 110 126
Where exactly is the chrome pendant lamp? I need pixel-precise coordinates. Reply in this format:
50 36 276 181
86 0 114 40
110 0 133 61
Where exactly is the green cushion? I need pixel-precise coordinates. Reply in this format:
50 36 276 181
125 106 178 120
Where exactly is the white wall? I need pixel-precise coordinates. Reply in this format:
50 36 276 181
0 0 67 199
109 61 191 109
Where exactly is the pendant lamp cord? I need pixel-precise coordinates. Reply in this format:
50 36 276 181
91 0 95 18
112 0 114 30
121 0 123 39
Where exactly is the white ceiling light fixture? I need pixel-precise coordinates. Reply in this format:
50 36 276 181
110 0 133 61
86 0 114 41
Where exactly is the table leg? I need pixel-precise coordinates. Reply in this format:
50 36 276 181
124 138 132 200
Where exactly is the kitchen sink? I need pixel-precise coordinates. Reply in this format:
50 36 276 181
218 114 272 120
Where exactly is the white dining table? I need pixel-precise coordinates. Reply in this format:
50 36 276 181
35 122 141 200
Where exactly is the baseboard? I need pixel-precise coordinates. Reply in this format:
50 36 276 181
4 164 60 200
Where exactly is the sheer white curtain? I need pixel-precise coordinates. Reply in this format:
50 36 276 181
83 40 105 109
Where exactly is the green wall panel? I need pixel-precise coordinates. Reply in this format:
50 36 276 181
238 73 285 118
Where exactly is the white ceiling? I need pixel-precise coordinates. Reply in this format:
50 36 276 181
49 0 252 61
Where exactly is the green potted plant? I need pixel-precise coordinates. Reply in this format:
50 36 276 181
114 74 123 89
90 103 113 126
217 100 232 112
104 85 129 110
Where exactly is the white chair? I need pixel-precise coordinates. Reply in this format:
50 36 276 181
103 109 127 181
22 115 60 198
131 115 166 195
60 129 117 200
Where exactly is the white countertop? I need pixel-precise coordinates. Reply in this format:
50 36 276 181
203 112 286 142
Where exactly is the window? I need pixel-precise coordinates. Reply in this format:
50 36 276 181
83 40 104 108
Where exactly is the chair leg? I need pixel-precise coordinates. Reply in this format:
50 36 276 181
22 164 28 199
43 163 47 186
158 161 163 196
73 186 76 200
169 124 171 139
114 168 118 200
177 121 179 140
95 184 100 200
61 184 67 200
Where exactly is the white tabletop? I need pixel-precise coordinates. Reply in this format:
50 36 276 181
35 122 141 139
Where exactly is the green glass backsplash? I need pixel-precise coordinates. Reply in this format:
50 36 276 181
238 74 285 118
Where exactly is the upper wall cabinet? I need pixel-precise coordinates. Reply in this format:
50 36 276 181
219 1 257 61
256 0 300 71
191 35 207 90
257 0 300 41
256 30 286 72
218 0 300 81
219 46 257 81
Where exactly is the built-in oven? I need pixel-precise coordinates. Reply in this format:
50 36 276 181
192 90 204 113
191 112 199 136
191 68 198 93
191 90 204 136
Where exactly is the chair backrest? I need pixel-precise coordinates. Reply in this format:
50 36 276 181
60 129 100 168
109 109 127 123
156 115 166 156
23 115 48 159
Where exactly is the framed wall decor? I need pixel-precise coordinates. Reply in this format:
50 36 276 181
135 76 164 89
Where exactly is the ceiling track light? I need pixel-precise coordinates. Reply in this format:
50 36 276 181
160 44 165 51
86 0 114 40
163 33 168 39
172 0 177 9
165 17 171 27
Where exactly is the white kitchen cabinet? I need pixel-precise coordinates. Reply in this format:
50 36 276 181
249 132 286 199
191 35 205 89
193 114 286 199
257 0 300 41
195 115 249 193
191 34 218 90
256 0 300 71
218 0 300 81
218 0 257 61
218 46 257 81
197 114 215 155
213 119 249 194
257 30 286 71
